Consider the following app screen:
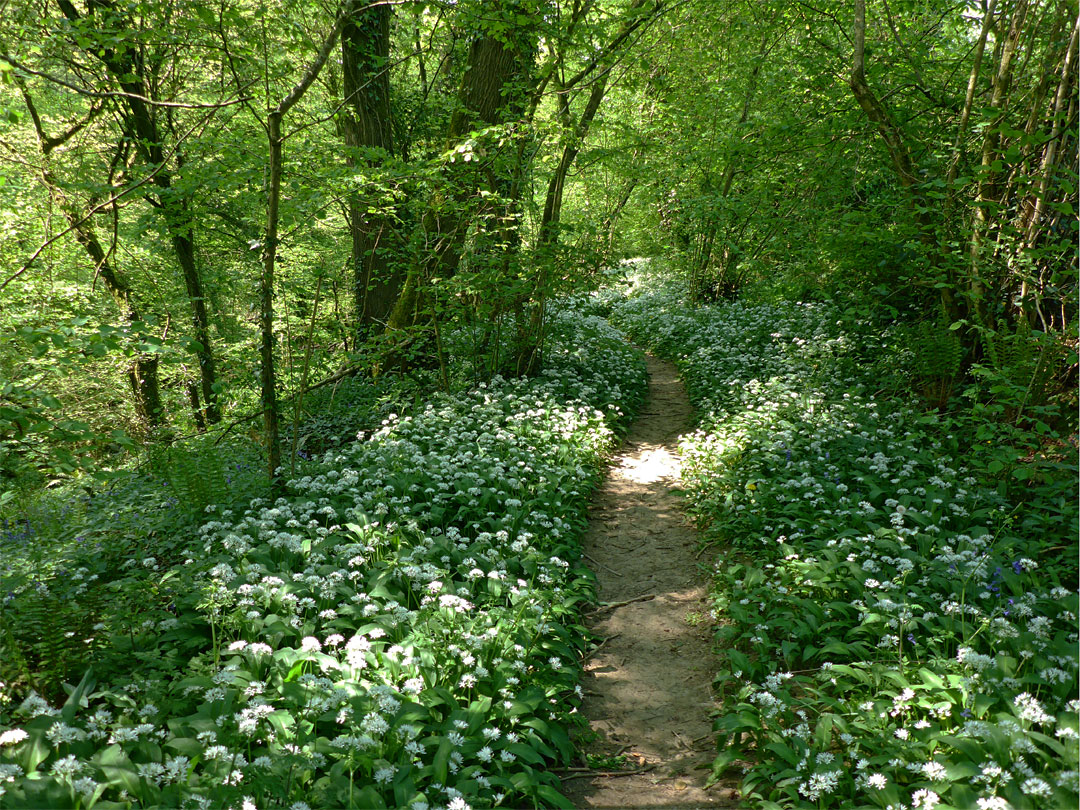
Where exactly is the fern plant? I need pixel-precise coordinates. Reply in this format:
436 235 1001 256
904 319 963 409
0 573 105 702
146 436 263 523
982 318 1066 421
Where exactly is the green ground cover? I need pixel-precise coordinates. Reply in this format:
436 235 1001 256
0 305 647 810
610 279 1078 810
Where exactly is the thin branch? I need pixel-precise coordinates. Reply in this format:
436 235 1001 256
588 593 657 613
559 766 655 781
276 0 356 119
0 52 254 109
0 111 215 293
14 72 103 154
794 0 854 47
562 0 671 91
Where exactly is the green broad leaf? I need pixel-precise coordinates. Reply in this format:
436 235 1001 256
506 742 545 765
61 668 96 723
940 735 987 762
727 649 752 676
763 741 800 766
94 744 131 768
20 727 51 773
535 783 575 808
944 760 979 780
707 750 738 786
432 738 452 784
1025 730 1067 757
267 710 295 740
285 661 306 682
352 786 386 808
101 763 145 798
813 714 834 749
918 668 945 689
194 5 217 25
948 782 978 808
820 639 853 656
164 737 203 757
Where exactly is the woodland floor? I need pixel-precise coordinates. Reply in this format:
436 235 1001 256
561 355 742 809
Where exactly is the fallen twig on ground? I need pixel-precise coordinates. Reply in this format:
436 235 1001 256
588 593 657 613
583 552 621 576
583 633 621 661
559 765 655 781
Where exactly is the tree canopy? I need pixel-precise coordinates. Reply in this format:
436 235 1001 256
0 0 1075 485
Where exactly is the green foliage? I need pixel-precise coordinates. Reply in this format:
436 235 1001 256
898 319 964 409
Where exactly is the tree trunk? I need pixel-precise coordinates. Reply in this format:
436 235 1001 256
260 110 283 488
604 178 638 251
259 0 350 489
169 219 220 424
849 0 920 195
538 78 609 246
1018 14 1078 325
969 0 1030 339
381 6 539 371
342 2 401 334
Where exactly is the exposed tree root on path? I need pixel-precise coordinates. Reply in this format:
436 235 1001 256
562 354 741 808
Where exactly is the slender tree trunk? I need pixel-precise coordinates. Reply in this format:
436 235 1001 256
969 0 1030 338
604 178 638 251
169 218 220 423
259 0 350 489
515 0 663 373
56 0 222 424
18 81 165 434
1018 14 1078 322
260 110 283 487
936 0 999 323
944 0 997 221
1022 15 1077 248
849 0 920 195
538 77 609 246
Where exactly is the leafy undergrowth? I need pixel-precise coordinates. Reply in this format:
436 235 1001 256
610 279 1079 810
0 306 647 810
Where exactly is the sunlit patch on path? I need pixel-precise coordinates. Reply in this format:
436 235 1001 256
563 354 741 808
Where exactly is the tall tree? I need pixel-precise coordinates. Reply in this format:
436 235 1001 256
54 0 223 424
384 0 541 369
260 0 354 488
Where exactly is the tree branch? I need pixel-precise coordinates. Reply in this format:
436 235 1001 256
0 52 254 109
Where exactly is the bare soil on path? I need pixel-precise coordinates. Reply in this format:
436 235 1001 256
561 354 741 809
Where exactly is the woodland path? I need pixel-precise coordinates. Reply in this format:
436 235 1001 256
561 354 741 808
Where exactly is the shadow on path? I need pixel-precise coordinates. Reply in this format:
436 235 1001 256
561 354 741 808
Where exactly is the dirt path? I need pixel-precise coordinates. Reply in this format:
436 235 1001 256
562 355 740 808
